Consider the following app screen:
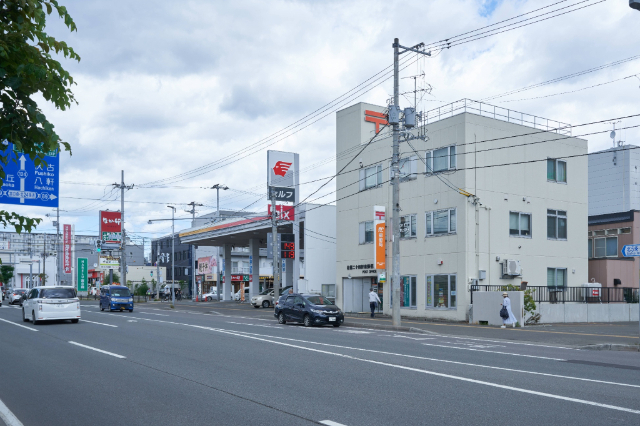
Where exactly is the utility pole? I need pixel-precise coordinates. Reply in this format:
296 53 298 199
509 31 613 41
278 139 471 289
390 38 431 327
167 205 176 308
210 184 228 221
186 201 203 300
156 241 161 301
113 171 134 288
270 188 280 302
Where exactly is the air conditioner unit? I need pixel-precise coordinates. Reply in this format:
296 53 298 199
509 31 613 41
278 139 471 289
502 259 522 276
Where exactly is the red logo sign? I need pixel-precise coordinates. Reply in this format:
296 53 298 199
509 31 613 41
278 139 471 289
375 211 385 220
365 110 388 134
273 161 292 177
268 204 295 221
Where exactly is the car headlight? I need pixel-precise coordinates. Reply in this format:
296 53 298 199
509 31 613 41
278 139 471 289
129 298 133 302
310 309 325 314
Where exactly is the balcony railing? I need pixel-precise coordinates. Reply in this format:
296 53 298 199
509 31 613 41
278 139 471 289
471 285 639 304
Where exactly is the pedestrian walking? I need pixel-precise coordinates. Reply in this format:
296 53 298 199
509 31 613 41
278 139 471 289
368 288 381 318
500 292 517 328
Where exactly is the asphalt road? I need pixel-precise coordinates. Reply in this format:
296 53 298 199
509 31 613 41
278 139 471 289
1 301 639 426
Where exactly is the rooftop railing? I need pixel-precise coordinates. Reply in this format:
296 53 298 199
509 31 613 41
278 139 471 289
424 99 572 136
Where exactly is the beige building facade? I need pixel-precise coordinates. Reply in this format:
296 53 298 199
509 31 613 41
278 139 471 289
335 100 589 321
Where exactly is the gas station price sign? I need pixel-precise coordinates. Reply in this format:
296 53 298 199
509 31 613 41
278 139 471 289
280 233 295 259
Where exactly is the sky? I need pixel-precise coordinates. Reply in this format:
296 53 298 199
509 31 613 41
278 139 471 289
5 0 639 256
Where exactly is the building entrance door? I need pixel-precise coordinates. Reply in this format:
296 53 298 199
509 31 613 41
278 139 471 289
342 277 371 313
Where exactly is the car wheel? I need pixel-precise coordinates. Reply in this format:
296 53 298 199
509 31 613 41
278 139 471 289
32 311 38 325
129 309 133 313
100 303 104 311
332 323 341 328
253 305 260 308
278 312 286 324
207 297 212 302
262 300 270 308
303 315 312 327
22 308 29 322
71 319 79 324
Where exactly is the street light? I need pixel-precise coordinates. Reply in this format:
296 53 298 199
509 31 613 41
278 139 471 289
167 205 176 308
210 184 228 220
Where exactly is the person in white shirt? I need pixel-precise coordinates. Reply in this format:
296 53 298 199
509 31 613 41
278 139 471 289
369 288 381 318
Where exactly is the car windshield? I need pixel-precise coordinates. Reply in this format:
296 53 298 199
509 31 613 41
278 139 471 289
259 289 271 295
39 288 76 299
111 289 131 297
15 290 26 294
304 296 335 306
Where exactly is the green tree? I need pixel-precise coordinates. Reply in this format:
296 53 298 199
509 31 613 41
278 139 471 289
0 265 14 285
106 272 119 285
0 1 79 233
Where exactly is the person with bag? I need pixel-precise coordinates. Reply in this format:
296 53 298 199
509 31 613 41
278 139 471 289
369 288 381 318
500 292 517 328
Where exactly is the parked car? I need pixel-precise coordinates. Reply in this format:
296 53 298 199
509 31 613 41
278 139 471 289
274 293 343 327
8 289 27 305
202 289 219 301
251 286 293 308
21 286 80 324
100 285 134 312
234 287 251 301
0 285 5 301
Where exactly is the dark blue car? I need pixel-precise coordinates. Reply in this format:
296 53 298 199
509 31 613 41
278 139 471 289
274 293 343 327
100 285 134 312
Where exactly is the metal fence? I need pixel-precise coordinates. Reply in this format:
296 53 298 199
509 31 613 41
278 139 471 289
424 99 573 135
470 285 639 304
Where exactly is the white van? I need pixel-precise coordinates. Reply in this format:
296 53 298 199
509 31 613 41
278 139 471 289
22 286 80 324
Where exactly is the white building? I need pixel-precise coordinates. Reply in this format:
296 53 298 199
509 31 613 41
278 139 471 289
335 99 588 321
588 144 640 216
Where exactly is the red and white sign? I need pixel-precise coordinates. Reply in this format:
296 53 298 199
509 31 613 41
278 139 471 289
197 256 217 275
591 288 600 297
99 210 122 243
63 224 71 274
268 204 295 221
365 110 388 134
374 206 386 269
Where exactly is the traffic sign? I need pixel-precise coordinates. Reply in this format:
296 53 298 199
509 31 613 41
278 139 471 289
622 244 640 257
0 142 59 207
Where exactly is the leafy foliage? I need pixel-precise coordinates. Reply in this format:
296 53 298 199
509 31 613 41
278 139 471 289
106 272 119 285
135 282 149 296
0 264 15 284
500 283 537 320
0 1 80 233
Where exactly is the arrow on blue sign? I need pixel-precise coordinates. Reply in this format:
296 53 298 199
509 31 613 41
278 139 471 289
621 244 640 257
0 142 59 208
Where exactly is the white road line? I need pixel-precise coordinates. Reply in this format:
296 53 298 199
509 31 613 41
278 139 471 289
0 396 24 426
441 335 576 350
421 342 566 361
81 319 118 328
101 314 640 390
0 317 37 332
206 329 640 415
68 341 126 359
137 312 170 317
320 421 348 426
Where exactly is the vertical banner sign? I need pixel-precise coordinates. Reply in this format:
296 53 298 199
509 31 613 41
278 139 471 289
77 258 88 292
99 210 122 243
63 224 71 274
374 206 386 269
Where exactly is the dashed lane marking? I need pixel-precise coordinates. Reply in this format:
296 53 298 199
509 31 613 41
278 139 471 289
0 317 37 332
68 341 126 359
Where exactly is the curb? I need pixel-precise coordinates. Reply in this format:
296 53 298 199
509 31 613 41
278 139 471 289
578 343 640 352
342 321 438 335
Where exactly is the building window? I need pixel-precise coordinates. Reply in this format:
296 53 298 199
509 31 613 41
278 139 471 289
426 209 456 236
547 209 567 240
547 159 567 183
426 274 456 308
588 239 593 259
400 215 417 238
321 284 336 299
400 275 417 308
389 156 418 182
359 221 374 244
619 227 631 234
547 268 567 288
359 165 383 191
593 230 605 237
509 212 531 237
594 237 617 258
426 145 456 173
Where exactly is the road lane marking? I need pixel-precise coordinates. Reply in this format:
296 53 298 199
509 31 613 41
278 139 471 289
0 396 24 426
93 313 640 390
420 343 566 361
392 335 435 341
320 421 348 426
137 312 170 317
68 341 126 359
206 329 640 414
81 319 118 328
0 317 37 332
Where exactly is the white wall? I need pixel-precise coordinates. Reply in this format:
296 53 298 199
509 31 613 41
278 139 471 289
304 204 337 293
589 145 640 215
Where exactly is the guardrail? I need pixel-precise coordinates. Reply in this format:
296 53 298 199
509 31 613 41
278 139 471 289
78 295 148 303
424 99 572 136
470 285 639 304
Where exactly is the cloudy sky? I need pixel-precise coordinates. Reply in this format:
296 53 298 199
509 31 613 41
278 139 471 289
9 0 639 253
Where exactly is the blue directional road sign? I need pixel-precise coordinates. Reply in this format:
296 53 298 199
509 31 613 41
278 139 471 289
621 244 640 257
0 143 59 208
